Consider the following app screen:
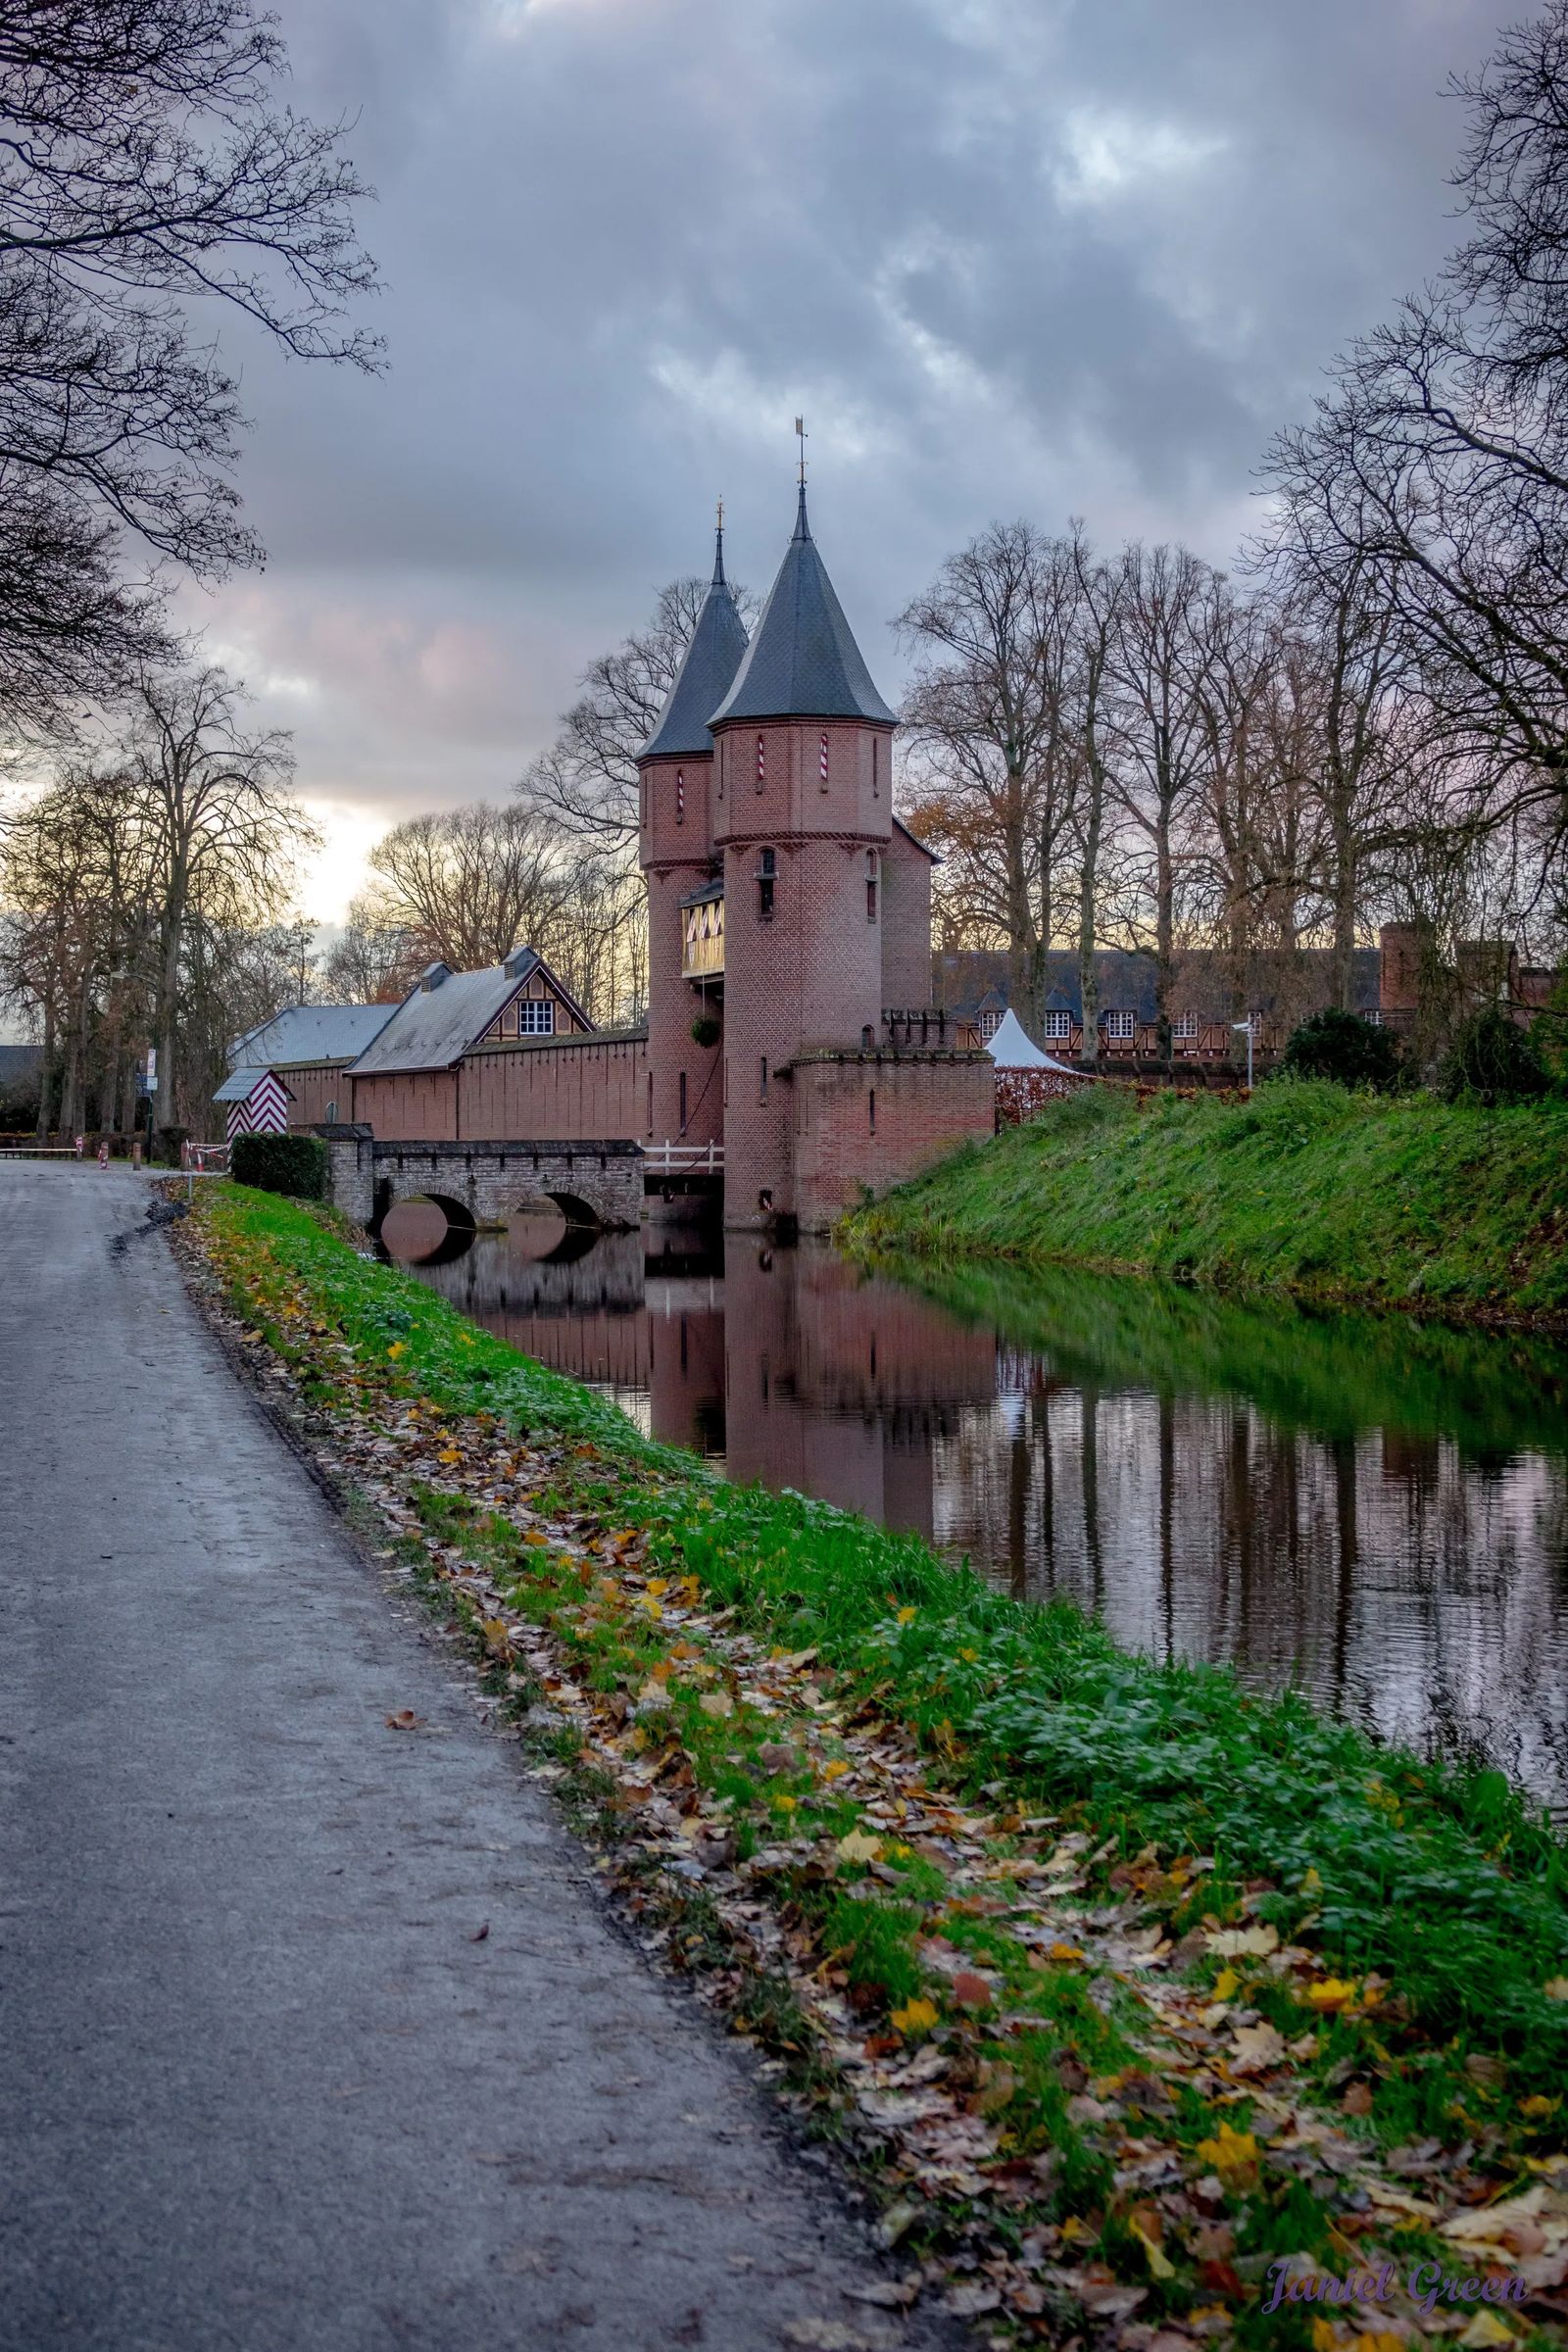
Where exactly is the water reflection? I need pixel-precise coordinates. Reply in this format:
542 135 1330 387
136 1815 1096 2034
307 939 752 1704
378 1202 1568 1803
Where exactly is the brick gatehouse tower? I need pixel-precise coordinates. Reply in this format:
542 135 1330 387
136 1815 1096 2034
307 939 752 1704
638 482 992 1231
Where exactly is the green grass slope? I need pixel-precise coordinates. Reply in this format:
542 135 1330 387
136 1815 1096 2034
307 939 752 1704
845 1080 1568 1323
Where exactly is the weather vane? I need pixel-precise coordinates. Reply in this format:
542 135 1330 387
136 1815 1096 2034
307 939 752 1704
716 494 724 532
794 415 808 486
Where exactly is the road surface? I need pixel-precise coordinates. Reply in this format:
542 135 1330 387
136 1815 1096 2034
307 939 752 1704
0 1163 945 2352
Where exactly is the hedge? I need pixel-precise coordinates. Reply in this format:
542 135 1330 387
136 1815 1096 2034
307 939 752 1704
229 1131 328 1200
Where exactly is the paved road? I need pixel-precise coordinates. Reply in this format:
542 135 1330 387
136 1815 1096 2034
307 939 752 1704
0 1165 944 2352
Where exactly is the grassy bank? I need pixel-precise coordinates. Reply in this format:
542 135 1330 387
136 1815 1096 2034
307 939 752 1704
842 1082 1568 1325
186 1184 1568 2344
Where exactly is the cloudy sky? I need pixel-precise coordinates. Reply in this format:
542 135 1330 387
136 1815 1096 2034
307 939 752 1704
187 0 1520 924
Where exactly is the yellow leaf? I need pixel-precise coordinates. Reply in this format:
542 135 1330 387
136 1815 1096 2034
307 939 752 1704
638 1594 663 1620
896 1605 918 1626
437 1446 461 1466
1129 2219 1174 2281
698 1690 733 1718
957 1646 979 1663
836 1829 882 1865
1194 2120 1259 2184
1213 1967 1240 2001
1311 2321 1337 2352
890 1996 939 2036
647 1577 668 1596
1306 1977 1358 2012
479 1617 510 1654
1457 2314 1518 2349
1048 1941 1085 1963
821 1759 850 1781
1520 2094 1558 2121
387 1342 406 1360
1300 1866 1324 1895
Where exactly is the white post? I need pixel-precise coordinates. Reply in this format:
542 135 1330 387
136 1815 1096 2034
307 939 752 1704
1232 1017 1254 1090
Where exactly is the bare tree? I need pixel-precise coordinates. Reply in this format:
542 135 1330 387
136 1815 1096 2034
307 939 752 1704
1105 544 1221 1053
366 804 572 975
0 0 379 736
1069 529 1125 1061
325 892 422 1004
126 664 315 1124
898 522 1086 1028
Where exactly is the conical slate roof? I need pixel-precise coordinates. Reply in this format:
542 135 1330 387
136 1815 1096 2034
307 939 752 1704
709 488 896 728
640 526 750 760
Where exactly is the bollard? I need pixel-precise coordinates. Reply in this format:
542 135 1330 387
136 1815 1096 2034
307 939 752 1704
131 1140 142 1169
97 1141 109 1169
74 1134 84 1159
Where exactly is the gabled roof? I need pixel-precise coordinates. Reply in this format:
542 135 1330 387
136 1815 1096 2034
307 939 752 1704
228 1003 397 1069
640 526 750 760
709 488 896 729
214 1066 294 1104
346 949 589 1076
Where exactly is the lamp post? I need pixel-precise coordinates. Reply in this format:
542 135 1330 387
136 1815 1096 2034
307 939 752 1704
1232 1017 1255 1092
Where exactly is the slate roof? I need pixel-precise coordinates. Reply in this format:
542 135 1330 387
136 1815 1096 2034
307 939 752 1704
228 1003 397 1069
346 949 592 1076
710 488 897 729
937 946 1384 1026
214 1065 293 1104
641 526 751 760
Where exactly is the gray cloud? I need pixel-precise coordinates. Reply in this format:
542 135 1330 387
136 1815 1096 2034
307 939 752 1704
179 0 1522 916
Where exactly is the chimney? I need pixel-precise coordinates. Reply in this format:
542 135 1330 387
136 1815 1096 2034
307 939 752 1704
419 960 451 993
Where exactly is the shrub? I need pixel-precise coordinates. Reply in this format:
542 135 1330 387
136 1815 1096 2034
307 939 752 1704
690 1013 721 1049
230 1131 328 1199
1276 1005 1403 1093
1438 1006 1551 1106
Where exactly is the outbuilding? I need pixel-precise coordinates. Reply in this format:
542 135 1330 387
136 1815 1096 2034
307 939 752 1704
214 1066 293 1144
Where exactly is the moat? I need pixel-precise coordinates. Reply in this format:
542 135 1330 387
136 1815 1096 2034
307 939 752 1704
381 1200 1568 1807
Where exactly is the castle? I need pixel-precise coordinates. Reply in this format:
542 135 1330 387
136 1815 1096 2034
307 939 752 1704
253 483 996 1235
636 485 992 1230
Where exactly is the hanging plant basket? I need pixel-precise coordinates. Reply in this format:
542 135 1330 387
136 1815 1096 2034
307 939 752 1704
690 1013 721 1050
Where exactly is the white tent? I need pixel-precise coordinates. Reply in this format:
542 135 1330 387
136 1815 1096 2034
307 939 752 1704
984 1007 1085 1077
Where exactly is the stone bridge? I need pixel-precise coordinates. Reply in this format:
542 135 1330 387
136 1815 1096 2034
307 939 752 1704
314 1129 644 1233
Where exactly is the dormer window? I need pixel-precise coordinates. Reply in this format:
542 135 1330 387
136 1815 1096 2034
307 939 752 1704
865 850 879 922
1043 1009 1072 1043
1103 1008 1136 1042
675 769 685 825
757 846 776 920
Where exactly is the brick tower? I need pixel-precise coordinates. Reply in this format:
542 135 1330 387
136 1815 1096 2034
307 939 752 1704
637 520 748 1157
708 482 898 1228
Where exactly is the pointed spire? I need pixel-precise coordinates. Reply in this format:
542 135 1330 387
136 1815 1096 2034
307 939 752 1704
639 514 750 761
709 489 895 729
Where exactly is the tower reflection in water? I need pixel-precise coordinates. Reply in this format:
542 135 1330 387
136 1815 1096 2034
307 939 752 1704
377 1200 1568 1804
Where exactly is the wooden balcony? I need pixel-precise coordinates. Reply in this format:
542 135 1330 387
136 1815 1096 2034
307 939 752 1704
681 890 724 979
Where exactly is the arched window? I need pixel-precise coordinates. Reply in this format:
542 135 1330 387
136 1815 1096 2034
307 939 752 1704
756 732 765 791
757 846 776 920
865 849 879 922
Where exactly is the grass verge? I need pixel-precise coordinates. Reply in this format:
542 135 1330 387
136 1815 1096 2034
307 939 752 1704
183 1182 1568 2346
840 1082 1568 1327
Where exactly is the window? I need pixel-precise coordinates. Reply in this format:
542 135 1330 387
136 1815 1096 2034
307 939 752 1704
678 1071 687 1131
1043 1010 1072 1042
756 732 765 791
675 768 685 825
647 1071 654 1137
977 1007 1003 1041
819 731 829 791
324 1098 338 1124
871 736 880 797
868 1087 876 1135
865 849 878 921
1172 1010 1200 1041
861 1024 874 1049
759 1055 768 1102
757 846 775 920
516 998 555 1035
1103 1008 1136 1042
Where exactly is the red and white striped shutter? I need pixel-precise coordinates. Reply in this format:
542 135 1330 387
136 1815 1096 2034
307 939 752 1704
756 732 764 788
